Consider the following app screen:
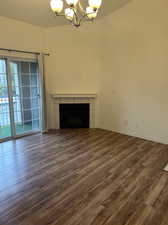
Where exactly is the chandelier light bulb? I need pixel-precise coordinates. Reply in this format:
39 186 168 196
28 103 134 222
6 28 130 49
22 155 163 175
86 7 97 19
66 0 79 7
50 0 63 13
88 0 102 9
65 8 74 21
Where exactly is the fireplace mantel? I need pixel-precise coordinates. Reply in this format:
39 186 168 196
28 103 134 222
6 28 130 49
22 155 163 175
51 93 97 100
51 93 97 129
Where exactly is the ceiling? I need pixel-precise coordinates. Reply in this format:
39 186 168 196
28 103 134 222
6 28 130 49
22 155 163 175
0 0 131 27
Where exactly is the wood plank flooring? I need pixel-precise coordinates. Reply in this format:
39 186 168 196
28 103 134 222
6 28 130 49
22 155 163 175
0 129 168 225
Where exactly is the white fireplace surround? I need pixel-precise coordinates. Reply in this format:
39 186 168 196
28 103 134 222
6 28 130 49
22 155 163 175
51 93 97 129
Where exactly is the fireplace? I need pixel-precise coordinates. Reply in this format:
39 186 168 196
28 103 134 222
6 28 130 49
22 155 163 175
51 93 97 129
59 104 90 128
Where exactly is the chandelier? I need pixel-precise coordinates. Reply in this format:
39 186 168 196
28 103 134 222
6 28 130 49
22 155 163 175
50 0 102 27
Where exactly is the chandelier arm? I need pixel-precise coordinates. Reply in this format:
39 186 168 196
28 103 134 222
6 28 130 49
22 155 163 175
79 14 87 24
78 1 85 14
72 8 80 27
72 20 78 27
55 12 65 17
81 12 97 21
77 11 98 26
77 2 94 27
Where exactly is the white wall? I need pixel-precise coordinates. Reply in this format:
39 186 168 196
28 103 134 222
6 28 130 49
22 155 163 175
98 0 168 144
0 16 44 52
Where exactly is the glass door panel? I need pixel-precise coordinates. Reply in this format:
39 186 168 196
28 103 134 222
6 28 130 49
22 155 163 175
0 59 12 139
10 60 41 136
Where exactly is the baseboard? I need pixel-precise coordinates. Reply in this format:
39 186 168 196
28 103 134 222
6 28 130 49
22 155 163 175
98 127 168 145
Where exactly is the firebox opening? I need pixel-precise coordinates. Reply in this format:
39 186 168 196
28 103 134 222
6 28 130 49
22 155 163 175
59 104 90 129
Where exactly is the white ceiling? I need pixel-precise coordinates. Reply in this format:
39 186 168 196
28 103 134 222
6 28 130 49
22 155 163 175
0 0 131 27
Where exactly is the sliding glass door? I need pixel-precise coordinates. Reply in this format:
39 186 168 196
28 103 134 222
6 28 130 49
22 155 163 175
10 60 41 135
0 57 41 141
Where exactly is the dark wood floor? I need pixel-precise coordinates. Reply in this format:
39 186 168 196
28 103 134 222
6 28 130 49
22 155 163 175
0 129 168 225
